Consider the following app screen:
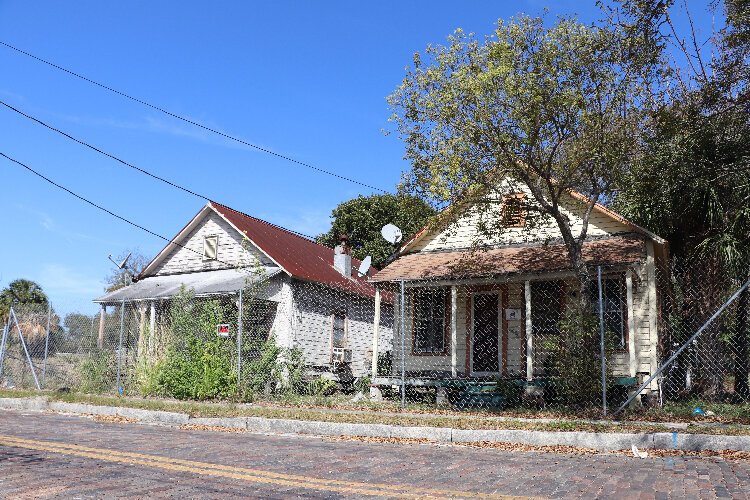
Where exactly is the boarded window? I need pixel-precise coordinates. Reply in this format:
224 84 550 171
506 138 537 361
413 288 447 354
502 193 526 227
203 235 218 261
332 313 347 349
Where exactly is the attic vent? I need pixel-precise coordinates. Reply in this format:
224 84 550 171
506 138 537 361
203 235 218 261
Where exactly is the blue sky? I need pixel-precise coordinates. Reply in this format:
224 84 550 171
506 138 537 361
0 1 718 316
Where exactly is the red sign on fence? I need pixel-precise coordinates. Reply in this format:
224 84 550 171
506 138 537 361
216 324 231 338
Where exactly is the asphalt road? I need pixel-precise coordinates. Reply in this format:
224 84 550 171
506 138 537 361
0 410 749 499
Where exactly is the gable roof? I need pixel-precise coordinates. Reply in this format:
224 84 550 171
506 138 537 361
397 187 666 256
139 202 378 298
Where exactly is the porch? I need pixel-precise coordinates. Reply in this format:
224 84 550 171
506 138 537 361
368 236 661 408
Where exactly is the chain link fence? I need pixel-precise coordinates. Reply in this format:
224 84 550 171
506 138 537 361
1 257 748 417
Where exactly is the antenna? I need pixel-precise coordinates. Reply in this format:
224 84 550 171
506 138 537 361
108 252 131 270
380 224 403 245
357 256 372 277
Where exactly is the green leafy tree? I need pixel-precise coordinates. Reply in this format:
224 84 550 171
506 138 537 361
0 279 49 321
317 194 434 268
609 0 750 398
388 15 661 301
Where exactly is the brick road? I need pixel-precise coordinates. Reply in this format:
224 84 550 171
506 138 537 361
0 410 748 499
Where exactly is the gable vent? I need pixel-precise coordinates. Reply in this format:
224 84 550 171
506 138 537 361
203 235 218 261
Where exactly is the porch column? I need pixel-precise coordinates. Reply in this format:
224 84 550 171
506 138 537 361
450 285 458 378
525 281 533 381
370 288 381 377
626 269 637 377
149 301 156 358
97 304 106 349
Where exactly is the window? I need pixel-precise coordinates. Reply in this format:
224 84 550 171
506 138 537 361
413 288 447 354
203 235 218 261
531 281 563 337
332 313 347 349
502 193 526 228
596 277 627 349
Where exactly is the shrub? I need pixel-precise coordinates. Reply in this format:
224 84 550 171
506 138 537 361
541 309 614 407
146 289 237 400
77 351 116 394
307 376 337 396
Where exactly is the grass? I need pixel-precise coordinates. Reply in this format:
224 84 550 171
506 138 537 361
3 388 750 436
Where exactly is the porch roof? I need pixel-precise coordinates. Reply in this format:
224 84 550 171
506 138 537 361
93 266 282 305
371 236 645 283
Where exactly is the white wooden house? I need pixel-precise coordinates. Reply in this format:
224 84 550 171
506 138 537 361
94 202 393 379
370 181 668 397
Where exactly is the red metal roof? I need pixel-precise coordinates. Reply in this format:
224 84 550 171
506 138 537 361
211 202 378 298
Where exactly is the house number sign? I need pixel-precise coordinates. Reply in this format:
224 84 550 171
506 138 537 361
505 309 522 321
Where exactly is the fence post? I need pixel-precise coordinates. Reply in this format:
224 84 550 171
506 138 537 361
0 318 9 380
116 299 125 395
10 308 41 390
237 289 243 396
42 303 51 387
400 280 406 409
597 266 607 416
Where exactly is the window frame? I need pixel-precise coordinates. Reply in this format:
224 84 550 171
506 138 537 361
202 234 219 261
599 276 628 351
501 193 527 228
411 288 450 356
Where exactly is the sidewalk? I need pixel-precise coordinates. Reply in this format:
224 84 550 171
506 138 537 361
3 395 750 453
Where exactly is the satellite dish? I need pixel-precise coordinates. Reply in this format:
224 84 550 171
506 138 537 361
380 224 403 245
357 256 372 277
108 252 131 270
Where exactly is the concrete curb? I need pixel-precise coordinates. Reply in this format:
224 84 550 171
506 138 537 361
2 397 750 452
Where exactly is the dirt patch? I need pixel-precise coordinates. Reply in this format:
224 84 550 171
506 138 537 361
179 424 247 433
324 435 436 446
91 414 138 424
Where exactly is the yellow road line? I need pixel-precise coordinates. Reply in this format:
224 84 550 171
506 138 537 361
0 435 538 500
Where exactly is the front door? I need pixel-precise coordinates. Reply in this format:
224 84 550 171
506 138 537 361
472 293 500 374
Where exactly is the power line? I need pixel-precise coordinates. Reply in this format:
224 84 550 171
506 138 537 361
0 40 389 194
0 99 211 201
0 150 239 270
0 99 315 241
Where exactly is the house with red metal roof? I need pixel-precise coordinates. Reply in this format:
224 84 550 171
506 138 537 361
95 201 393 380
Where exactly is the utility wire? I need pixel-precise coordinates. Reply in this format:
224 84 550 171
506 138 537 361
0 40 389 194
0 99 210 201
0 99 315 240
0 151 239 270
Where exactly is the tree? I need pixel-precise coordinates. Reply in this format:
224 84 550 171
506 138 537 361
317 194 435 268
104 250 149 293
0 279 49 322
609 0 750 398
388 15 661 303
63 312 97 350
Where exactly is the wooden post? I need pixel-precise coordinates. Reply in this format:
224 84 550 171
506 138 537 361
98 304 106 349
525 281 533 381
451 285 458 378
370 288 381 377
626 269 637 377
646 241 659 390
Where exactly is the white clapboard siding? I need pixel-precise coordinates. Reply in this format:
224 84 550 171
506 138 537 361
291 281 394 378
153 211 273 276
413 188 630 252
